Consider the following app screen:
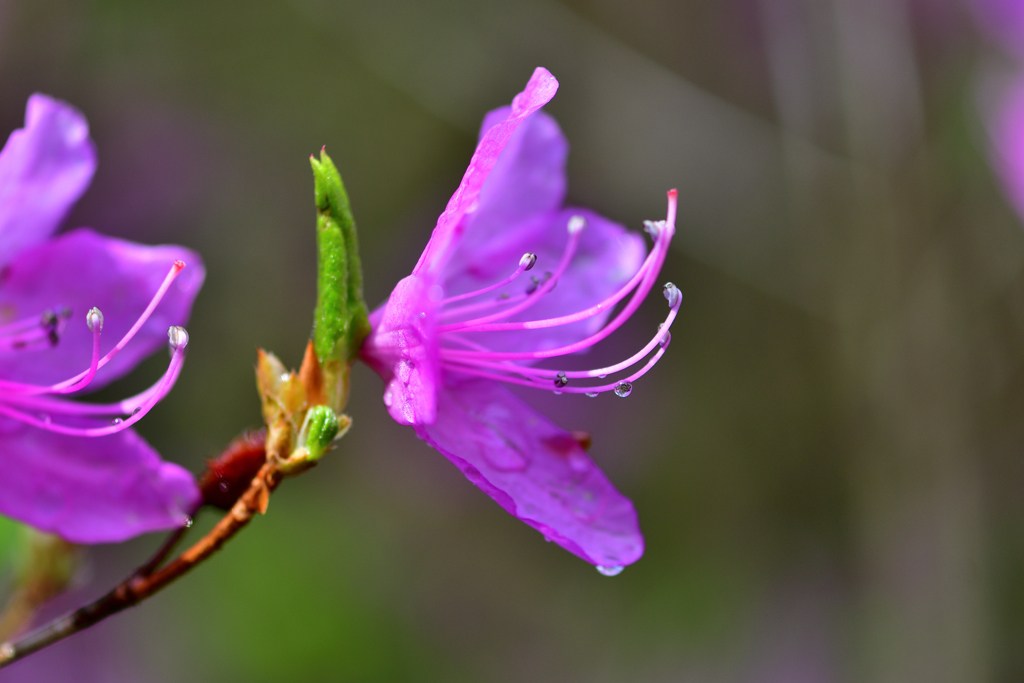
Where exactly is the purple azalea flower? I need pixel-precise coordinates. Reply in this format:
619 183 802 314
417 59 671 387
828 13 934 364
0 94 203 543
361 68 679 571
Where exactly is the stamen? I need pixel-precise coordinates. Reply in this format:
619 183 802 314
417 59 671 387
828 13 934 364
440 252 537 307
441 282 680 381
439 216 585 334
0 309 72 353
438 190 680 398
0 326 189 436
0 261 186 396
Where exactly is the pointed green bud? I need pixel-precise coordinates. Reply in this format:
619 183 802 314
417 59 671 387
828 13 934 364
297 405 341 462
310 148 371 412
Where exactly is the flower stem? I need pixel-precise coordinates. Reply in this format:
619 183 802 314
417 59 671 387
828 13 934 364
0 461 285 669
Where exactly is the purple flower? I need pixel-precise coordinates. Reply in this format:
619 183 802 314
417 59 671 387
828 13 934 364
971 0 1024 219
360 68 679 571
0 94 204 543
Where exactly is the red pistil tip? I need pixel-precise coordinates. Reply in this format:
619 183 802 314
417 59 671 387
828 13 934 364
172 260 185 273
668 188 678 199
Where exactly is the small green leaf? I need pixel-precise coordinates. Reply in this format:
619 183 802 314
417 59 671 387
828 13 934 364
297 405 342 462
309 149 371 411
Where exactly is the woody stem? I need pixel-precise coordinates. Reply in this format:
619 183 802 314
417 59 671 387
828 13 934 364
0 461 284 669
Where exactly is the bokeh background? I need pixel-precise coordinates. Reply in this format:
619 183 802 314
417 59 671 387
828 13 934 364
1 0 1023 681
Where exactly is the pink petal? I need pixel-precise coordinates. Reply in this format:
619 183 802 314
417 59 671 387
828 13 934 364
415 378 644 567
412 67 559 279
363 68 559 425
0 417 199 543
453 109 568 259
0 94 96 267
0 228 204 388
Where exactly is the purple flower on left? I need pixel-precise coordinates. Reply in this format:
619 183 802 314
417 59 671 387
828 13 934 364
0 94 204 543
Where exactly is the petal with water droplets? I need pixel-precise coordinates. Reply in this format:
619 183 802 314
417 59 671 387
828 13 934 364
415 378 644 568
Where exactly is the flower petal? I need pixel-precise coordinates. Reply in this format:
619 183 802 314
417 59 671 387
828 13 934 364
444 207 646 354
362 275 442 425
0 94 96 268
453 109 568 258
0 417 199 543
0 227 204 388
415 378 644 567
363 67 559 426
412 67 559 279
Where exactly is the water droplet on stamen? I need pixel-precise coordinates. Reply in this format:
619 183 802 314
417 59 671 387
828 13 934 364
167 326 189 351
643 220 665 239
132 407 141 415
567 215 586 234
660 332 672 349
553 390 563 395
596 565 624 577
520 253 537 270
585 392 599 398
553 372 568 389
598 374 607 379
110 418 123 426
184 516 193 528
86 307 104 332
613 381 632 398
663 282 682 308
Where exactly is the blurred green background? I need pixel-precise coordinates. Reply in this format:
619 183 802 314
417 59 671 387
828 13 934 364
2 0 1024 681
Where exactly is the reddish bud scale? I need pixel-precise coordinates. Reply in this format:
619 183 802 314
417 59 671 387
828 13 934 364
198 430 267 510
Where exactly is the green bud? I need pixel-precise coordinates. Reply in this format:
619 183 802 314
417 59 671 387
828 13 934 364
297 405 341 462
309 149 371 412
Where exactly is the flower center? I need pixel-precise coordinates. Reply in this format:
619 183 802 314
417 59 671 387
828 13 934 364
436 190 679 398
0 260 192 436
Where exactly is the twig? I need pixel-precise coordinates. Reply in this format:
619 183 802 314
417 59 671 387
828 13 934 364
0 461 284 669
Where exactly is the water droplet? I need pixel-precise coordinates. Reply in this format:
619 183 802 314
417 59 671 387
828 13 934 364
585 392 599 398
643 220 664 239
660 331 672 349
184 516 193 528
219 481 230 492
553 372 568 388
383 390 393 407
553 390 563 395
597 564 624 577
110 418 123 426
663 282 682 308
419 311 426 319
132 407 141 415
613 381 632 398
598 374 607 379
520 253 537 270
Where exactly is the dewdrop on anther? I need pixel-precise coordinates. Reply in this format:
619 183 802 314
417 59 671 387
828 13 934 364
86 307 104 333
613 381 632 398
567 215 586 234
663 282 682 308
520 253 538 271
167 326 189 352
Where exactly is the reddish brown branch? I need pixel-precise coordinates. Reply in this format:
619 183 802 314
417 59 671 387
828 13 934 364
0 461 284 669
